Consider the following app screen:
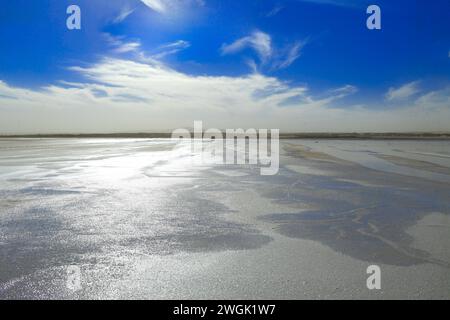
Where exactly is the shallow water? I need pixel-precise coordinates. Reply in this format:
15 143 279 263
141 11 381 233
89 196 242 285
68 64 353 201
0 138 449 299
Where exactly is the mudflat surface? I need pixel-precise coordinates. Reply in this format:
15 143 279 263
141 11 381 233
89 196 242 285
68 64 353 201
0 138 449 299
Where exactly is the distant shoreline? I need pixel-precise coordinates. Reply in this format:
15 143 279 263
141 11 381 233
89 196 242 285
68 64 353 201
1 132 450 140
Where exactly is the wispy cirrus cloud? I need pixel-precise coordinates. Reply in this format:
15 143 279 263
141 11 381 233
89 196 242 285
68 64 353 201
140 0 166 13
415 86 450 110
104 33 190 61
139 0 205 14
266 4 285 17
221 31 273 63
221 31 306 71
115 41 142 53
386 81 421 101
330 85 358 97
104 34 142 53
151 40 191 59
271 40 307 70
113 6 135 23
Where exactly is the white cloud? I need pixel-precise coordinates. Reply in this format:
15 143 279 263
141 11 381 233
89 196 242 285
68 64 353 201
140 0 166 13
152 40 191 59
222 31 306 71
271 41 306 70
113 6 135 23
115 41 141 53
0 57 448 134
415 86 450 110
139 0 205 14
221 31 272 62
330 85 358 97
104 35 189 58
0 57 359 134
386 81 421 101
159 40 190 50
104 34 142 53
266 4 284 17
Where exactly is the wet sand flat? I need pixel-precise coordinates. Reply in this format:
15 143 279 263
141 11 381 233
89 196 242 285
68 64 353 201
0 138 449 299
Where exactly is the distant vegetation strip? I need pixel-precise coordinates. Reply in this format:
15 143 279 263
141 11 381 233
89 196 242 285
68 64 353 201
1 132 450 140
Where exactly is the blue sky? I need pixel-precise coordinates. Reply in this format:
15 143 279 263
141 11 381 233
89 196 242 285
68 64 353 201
0 0 449 133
